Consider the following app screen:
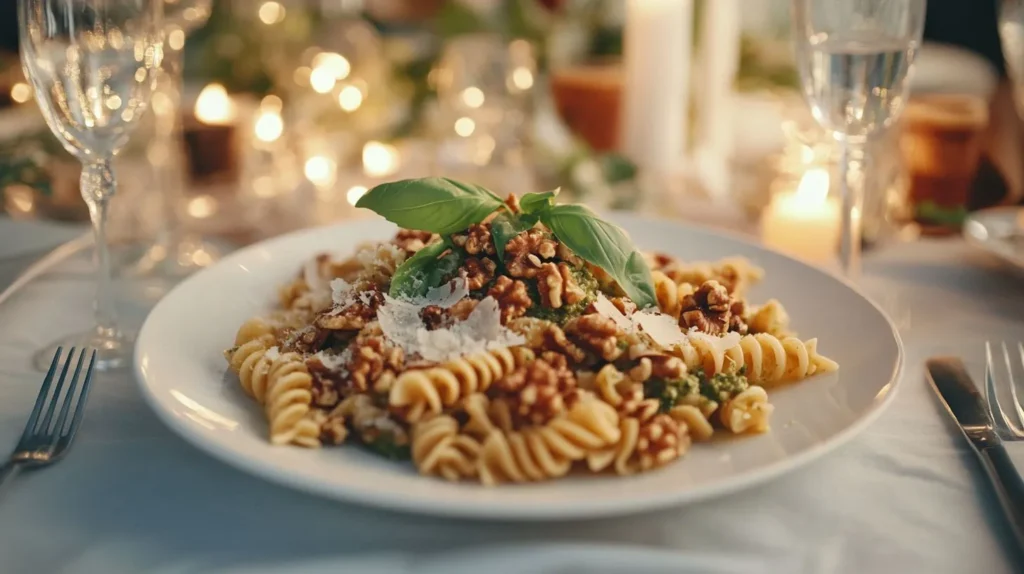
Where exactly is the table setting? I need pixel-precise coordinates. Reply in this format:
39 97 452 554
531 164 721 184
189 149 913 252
3 1 1024 573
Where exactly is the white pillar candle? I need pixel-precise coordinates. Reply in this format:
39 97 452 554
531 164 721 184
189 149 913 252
761 168 841 262
621 0 692 172
695 0 740 198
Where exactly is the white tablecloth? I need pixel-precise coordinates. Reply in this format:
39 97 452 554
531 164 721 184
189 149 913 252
0 219 1022 574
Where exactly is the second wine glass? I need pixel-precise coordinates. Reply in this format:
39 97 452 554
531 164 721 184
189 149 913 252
791 0 926 278
19 0 164 371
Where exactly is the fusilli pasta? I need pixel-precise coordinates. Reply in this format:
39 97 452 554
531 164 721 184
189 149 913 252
389 347 535 422
672 332 838 386
264 352 320 446
411 415 482 481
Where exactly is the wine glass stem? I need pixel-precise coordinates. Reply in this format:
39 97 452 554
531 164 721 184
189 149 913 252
81 160 118 337
838 139 866 280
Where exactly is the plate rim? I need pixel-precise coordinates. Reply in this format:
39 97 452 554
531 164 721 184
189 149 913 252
134 214 905 520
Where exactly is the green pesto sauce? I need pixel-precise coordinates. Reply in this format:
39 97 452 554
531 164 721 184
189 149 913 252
363 435 412 461
525 265 599 325
645 369 749 413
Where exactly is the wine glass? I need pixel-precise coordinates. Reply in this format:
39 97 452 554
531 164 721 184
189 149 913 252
131 0 215 280
790 0 926 278
999 0 1024 116
19 0 164 371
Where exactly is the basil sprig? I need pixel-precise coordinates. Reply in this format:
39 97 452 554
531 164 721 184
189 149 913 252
388 241 462 298
539 204 656 309
356 177 504 235
355 177 656 308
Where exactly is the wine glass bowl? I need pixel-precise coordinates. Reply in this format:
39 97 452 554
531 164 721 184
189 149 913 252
19 0 164 371
790 0 926 277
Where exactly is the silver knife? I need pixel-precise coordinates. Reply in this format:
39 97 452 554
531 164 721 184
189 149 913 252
926 357 1024 548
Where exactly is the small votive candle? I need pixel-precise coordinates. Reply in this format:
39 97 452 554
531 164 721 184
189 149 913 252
761 168 841 263
182 83 239 186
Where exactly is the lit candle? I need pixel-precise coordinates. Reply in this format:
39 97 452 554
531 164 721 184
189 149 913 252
621 0 692 172
183 83 239 185
761 168 841 262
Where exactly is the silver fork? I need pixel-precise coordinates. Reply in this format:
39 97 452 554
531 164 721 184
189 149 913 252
986 341 1024 441
0 347 96 489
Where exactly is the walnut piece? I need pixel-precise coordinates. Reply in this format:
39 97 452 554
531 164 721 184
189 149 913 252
348 333 404 393
319 411 349 445
504 193 521 213
505 229 558 279
448 298 479 322
537 262 585 309
635 413 689 471
392 229 437 254
679 280 733 336
492 354 579 427
461 256 497 291
508 317 587 363
564 314 623 362
728 298 748 335
316 285 384 331
451 223 496 256
487 276 532 323
420 305 447 331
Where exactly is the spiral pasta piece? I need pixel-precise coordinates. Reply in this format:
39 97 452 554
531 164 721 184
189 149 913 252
264 352 318 446
234 317 276 346
225 340 276 403
586 412 691 475
651 271 694 319
718 385 773 434
411 415 482 481
477 396 621 485
389 347 535 423
673 332 837 386
668 404 715 441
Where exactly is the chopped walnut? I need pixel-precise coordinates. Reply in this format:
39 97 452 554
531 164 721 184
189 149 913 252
564 314 623 362
504 193 521 213
487 276 532 323
316 285 384 331
461 257 497 291
451 223 496 256
444 298 478 322
679 280 733 336
392 229 437 254
508 317 587 363
492 355 579 427
285 325 331 354
420 305 447 331
728 298 748 335
537 262 586 309
635 414 689 471
320 411 348 445
505 229 558 279
348 334 404 393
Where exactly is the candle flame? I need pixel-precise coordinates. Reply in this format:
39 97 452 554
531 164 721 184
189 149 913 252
794 168 830 205
195 83 235 125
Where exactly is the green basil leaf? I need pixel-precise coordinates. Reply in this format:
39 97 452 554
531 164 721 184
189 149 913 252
389 241 462 298
519 188 559 214
356 177 504 235
489 212 534 263
540 204 657 309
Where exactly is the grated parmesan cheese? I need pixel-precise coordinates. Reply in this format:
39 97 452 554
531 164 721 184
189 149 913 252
313 347 351 373
591 293 736 350
376 278 523 362
330 278 352 306
264 346 280 361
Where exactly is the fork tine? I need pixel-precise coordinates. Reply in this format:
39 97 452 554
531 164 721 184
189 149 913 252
61 350 96 441
20 347 63 443
1013 342 1024 428
1001 342 1024 434
38 347 76 436
986 342 1016 435
52 348 87 440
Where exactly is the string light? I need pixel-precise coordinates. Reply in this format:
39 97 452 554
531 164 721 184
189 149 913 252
254 111 283 142
346 185 368 205
10 83 31 104
454 117 475 137
338 85 363 111
312 52 351 80
304 155 337 188
187 195 218 218
511 67 534 91
362 141 399 177
309 67 336 94
258 2 286 24
461 86 484 108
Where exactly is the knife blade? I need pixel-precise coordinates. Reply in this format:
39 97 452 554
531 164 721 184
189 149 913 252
926 357 1001 448
926 356 1024 551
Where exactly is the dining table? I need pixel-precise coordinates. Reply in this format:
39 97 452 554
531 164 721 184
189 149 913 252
0 211 1023 574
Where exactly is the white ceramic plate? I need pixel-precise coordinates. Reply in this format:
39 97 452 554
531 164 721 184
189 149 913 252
135 214 903 520
964 207 1024 272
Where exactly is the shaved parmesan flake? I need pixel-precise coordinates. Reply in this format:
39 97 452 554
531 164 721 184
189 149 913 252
633 311 687 347
330 278 352 306
377 291 524 362
592 293 632 331
314 347 351 372
264 346 280 361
